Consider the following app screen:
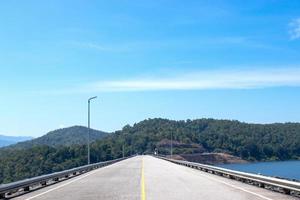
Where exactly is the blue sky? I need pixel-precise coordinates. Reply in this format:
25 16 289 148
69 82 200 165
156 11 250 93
1 0 300 137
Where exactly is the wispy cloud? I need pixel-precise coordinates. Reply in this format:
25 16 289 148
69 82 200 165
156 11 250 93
69 41 130 52
289 18 300 40
40 67 300 95
67 36 275 54
85 68 300 92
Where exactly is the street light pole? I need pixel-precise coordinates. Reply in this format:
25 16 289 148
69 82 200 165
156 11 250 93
88 96 97 165
171 132 173 159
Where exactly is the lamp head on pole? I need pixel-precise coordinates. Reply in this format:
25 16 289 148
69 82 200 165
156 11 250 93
88 96 97 102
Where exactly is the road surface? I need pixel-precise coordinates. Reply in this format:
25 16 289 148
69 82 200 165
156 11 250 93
14 156 297 200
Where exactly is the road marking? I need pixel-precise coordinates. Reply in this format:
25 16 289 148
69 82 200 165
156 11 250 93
141 158 146 200
198 172 274 200
24 169 100 200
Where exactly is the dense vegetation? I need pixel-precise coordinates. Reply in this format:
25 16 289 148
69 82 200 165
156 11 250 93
5 126 108 149
0 145 86 183
1 118 300 184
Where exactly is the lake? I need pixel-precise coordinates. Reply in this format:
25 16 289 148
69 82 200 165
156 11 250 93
218 160 300 181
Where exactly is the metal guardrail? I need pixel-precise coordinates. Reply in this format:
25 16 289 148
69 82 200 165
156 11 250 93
0 157 129 199
157 156 300 197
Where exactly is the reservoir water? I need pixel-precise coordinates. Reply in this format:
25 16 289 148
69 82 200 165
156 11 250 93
219 160 300 181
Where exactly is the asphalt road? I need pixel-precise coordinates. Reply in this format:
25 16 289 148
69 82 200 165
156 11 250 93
14 156 142 200
14 156 297 200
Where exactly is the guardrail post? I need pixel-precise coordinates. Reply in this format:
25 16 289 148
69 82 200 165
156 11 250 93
24 186 30 192
283 188 291 195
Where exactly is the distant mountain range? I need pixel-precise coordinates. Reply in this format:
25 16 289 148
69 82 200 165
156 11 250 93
4 126 109 149
0 135 33 147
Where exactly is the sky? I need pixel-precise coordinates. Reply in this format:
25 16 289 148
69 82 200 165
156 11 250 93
1 0 300 137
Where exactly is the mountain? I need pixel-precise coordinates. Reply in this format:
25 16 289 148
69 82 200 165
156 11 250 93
93 118 300 161
0 135 33 147
1 118 300 184
5 126 109 149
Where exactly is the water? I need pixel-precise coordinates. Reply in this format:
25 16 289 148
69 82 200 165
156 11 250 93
218 160 300 181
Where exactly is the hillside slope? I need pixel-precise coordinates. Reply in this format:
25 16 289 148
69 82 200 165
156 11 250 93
5 126 109 149
97 118 300 161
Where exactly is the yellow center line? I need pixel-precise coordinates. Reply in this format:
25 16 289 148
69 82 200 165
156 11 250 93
141 157 146 200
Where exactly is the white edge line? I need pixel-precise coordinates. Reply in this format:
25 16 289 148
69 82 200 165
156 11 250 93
24 170 100 200
159 157 277 200
198 172 275 200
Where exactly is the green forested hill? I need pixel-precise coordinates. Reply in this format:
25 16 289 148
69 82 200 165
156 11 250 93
90 118 300 161
5 126 109 149
1 118 300 184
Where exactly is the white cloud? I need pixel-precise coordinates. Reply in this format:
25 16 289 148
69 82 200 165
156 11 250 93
289 18 300 40
39 67 300 95
87 68 300 92
59 124 66 129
